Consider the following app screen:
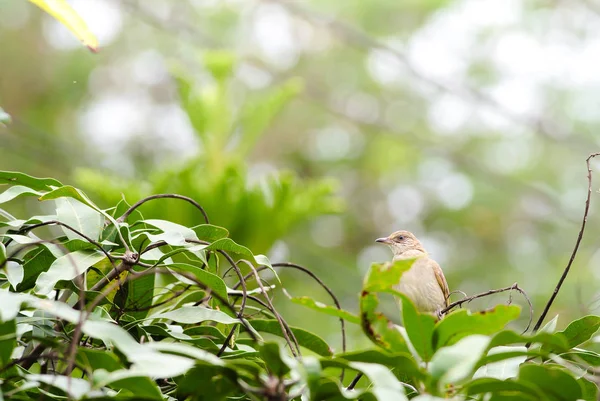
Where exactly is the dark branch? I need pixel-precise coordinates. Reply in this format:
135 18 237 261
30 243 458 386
273 262 347 355
441 282 533 333
238 259 301 358
116 194 209 224
14 220 117 270
532 152 600 333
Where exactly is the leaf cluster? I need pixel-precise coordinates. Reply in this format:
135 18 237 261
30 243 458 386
1 171 600 400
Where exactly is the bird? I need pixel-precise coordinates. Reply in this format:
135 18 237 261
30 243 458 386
376 230 449 317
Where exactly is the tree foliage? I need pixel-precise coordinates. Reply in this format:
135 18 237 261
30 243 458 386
1 174 599 400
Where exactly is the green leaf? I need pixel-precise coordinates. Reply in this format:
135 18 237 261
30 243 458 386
1 291 198 377
0 215 56 230
540 315 559 333
5 261 23 289
249 319 333 356
141 219 199 245
557 315 600 348
192 224 229 241
200 238 258 262
34 250 106 294
428 334 491 393
28 0 98 52
184 325 227 341
433 305 521 349
237 78 304 157
288 295 360 324
360 290 411 354
518 364 582 401
93 369 163 400
16 246 56 291
564 348 600 366
203 51 236 82
144 341 224 366
464 377 544 399
39 185 124 239
332 349 424 381
0 319 16 367
76 348 123 372
0 242 5 265
258 342 295 377
488 330 570 352
174 71 208 138
473 345 528 380
168 263 228 302
55 197 104 241
348 361 408 400
578 376 598 401
399 293 437 361
0 171 62 191
176 365 235 400
123 265 155 320
0 185 42 204
363 259 415 292
147 305 239 325
359 260 418 356
26 374 94 399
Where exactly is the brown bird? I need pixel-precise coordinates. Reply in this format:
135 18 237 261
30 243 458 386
376 230 449 316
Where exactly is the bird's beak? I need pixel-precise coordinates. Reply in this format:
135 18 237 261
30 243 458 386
375 237 391 244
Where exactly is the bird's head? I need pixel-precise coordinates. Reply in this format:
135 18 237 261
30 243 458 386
375 230 424 256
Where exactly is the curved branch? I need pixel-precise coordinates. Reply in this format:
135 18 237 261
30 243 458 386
238 259 301 358
116 194 209 224
86 267 258 341
273 262 347 354
212 249 249 357
16 220 118 270
440 282 533 333
532 152 600 333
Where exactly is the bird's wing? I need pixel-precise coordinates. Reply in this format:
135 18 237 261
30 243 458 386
432 261 450 307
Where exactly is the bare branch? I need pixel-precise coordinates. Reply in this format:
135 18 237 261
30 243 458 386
441 282 534 333
272 262 347 355
238 259 301 358
116 194 209 224
532 152 600 332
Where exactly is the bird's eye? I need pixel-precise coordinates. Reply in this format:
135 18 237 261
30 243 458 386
396 236 405 241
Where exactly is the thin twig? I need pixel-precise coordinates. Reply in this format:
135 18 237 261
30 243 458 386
63 263 87 376
86 267 258 341
206 249 250 357
116 194 209 224
16 220 115 268
272 262 347 355
238 259 301 358
441 282 534 332
347 373 362 391
531 152 600 333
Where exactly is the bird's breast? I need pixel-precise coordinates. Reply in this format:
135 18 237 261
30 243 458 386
393 258 446 313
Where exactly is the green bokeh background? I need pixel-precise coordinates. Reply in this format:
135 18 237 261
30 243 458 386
1 0 600 351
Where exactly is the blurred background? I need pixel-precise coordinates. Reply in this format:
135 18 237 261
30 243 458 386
1 0 600 350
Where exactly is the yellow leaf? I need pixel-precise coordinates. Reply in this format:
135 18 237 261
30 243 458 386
28 0 99 52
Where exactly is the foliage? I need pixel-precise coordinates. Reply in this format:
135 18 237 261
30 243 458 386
1 173 600 400
73 53 342 254
27 0 98 52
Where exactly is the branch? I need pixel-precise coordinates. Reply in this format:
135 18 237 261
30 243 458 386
238 259 301 358
532 152 600 332
116 194 209 224
84 251 140 298
441 282 534 332
272 262 347 355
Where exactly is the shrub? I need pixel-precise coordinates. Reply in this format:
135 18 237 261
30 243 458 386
1 171 599 400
